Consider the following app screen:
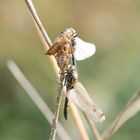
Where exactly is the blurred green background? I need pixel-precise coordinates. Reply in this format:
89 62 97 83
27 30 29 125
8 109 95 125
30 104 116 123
0 0 140 140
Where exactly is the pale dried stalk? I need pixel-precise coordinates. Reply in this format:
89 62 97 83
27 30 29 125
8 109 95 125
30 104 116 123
24 0 89 140
7 60 72 140
83 114 102 140
24 1 66 139
25 0 52 49
70 103 90 140
25 0 59 74
49 73 64 140
102 90 140 140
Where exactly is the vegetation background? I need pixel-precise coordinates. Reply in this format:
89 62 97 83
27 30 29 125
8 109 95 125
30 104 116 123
0 0 140 140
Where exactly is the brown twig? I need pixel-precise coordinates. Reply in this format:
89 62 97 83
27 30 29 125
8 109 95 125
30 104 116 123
49 73 64 140
7 60 72 140
102 89 140 140
24 0 89 140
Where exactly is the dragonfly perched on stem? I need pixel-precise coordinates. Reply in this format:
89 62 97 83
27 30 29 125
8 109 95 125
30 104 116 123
63 65 78 120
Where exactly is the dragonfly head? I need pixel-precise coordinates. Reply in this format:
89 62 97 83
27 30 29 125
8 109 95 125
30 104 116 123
66 65 78 81
63 28 77 39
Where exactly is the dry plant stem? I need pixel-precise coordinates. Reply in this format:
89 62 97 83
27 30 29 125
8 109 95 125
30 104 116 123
83 114 102 140
25 0 52 50
24 1 90 140
49 73 64 140
25 0 59 73
7 60 72 140
102 90 140 140
24 1 64 139
70 103 89 140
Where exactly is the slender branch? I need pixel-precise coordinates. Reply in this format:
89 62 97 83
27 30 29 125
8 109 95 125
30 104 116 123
7 60 72 140
25 0 52 50
102 89 140 140
70 103 89 140
83 114 102 140
24 1 90 140
24 1 64 139
49 73 64 140
25 0 59 75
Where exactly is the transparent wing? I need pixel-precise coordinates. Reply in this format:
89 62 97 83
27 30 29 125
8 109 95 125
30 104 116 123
73 37 96 61
67 82 105 123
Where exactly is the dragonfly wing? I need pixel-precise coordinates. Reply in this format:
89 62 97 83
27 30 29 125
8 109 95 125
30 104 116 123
67 82 105 123
73 37 96 61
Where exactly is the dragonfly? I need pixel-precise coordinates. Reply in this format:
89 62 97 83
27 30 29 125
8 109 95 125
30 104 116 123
46 28 96 70
63 65 105 123
63 65 78 120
